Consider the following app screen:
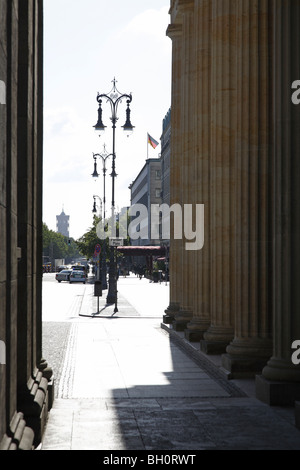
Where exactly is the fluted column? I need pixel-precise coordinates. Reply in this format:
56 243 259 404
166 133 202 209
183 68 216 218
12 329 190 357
172 0 195 331
184 0 212 341
256 0 300 405
164 18 183 324
222 0 273 376
200 0 236 353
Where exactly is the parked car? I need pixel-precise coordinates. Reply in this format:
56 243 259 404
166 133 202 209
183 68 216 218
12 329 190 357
55 269 72 283
71 264 88 276
69 270 86 284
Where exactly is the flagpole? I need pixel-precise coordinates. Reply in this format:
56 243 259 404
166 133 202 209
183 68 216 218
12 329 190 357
147 133 148 160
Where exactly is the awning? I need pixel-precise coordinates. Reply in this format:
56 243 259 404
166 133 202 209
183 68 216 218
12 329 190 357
116 246 166 257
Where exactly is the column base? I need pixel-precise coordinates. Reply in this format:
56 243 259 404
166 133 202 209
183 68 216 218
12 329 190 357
222 337 272 378
185 318 211 342
39 358 55 411
255 356 300 405
18 367 51 448
200 339 229 355
256 374 300 406
172 309 193 332
222 353 269 378
0 412 34 450
163 302 180 324
200 325 234 354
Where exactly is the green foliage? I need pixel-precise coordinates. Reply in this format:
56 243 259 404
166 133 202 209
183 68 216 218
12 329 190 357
43 223 82 264
76 216 109 261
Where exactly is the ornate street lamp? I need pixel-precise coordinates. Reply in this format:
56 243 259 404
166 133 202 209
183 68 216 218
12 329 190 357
92 148 111 291
92 195 106 287
93 78 134 311
92 144 112 223
92 195 102 218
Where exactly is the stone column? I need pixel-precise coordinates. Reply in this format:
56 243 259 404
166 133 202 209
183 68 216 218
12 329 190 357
256 0 300 405
184 0 212 342
16 0 51 447
200 0 236 353
172 0 195 332
164 17 183 324
222 0 273 376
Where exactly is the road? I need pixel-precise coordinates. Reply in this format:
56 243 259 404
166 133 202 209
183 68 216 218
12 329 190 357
42 271 170 321
42 271 170 397
41 272 300 451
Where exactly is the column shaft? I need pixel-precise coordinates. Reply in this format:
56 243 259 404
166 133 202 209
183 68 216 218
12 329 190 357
185 0 212 341
200 0 236 353
223 0 273 376
164 21 183 323
256 0 300 405
172 2 195 331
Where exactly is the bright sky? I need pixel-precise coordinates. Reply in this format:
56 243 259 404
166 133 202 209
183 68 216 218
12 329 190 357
43 0 172 240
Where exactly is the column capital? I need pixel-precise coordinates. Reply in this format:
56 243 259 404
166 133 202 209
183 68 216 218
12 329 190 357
166 23 182 40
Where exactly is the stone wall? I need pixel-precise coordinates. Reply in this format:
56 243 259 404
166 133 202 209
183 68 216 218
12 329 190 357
0 0 53 450
165 0 300 405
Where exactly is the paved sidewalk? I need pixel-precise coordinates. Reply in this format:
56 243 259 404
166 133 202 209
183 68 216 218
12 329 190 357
41 275 300 451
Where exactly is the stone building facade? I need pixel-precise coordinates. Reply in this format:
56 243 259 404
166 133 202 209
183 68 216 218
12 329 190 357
0 0 53 450
129 158 162 246
164 0 300 405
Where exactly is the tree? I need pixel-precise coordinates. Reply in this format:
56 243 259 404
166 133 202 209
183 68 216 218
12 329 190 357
43 223 82 265
76 216 109 261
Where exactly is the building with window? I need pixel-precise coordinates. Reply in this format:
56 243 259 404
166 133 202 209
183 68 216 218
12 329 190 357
129 158 162 247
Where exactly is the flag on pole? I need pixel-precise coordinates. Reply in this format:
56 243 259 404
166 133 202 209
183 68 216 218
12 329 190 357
147 133 159 149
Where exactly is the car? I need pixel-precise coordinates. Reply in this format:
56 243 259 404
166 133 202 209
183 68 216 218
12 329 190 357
55 269 72 283
71 264 88 276
69 270 86 284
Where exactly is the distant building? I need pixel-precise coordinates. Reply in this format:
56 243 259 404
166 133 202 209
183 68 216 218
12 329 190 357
129 157 162 247
161 108 171 207
56 208 70 238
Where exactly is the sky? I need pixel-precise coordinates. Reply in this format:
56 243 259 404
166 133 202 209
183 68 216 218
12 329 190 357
43 0 172 240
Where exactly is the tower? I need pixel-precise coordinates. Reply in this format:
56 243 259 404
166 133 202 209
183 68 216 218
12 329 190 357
56 206 70 238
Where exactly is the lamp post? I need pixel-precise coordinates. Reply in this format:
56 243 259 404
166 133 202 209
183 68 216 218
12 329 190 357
92 144 112 224
92 149 111 291
92 195 103 284
93 78 134 310
92 195 102 219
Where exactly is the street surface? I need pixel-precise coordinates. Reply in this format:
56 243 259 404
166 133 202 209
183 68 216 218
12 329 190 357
41 272 300 451
42 272 170 402
42 272 169 322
